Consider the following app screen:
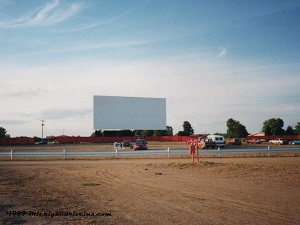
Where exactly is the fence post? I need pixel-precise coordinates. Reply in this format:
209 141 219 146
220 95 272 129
63 149 66 158
10 150 13 160
218 147 221 157
167 147 170 158
116 148 118 157
267 146 270 156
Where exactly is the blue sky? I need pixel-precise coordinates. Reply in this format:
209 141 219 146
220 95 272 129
0 0 300 137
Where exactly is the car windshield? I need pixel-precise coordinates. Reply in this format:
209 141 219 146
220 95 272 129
136 140 146 144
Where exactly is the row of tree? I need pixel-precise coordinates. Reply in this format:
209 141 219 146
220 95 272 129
1 118 299 138
92 118 300 139
226 118 300 138
92 122 195 137
262 118 300 136
92 126 174 137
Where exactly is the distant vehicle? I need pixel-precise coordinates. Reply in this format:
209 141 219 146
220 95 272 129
206 135 225 148
227 138 241 145
123 140 131 147
133 139 148 150
291 139 300 145
198 138 216 149
38 140 47 145
269 138 288 145
246 138 261 144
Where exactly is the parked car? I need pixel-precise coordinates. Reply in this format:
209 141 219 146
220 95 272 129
205 135 225 148
227 138 241 145
133 139 148 150
269 138 288 145
38 140 48 145
198 138 216 149
123 140 131 147
291 139 300 145
246 138 261 144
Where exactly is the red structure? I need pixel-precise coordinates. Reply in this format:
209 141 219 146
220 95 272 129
0 136 192 145
2 134 300 146
187 138 199 163
247 134 300 141
0 137 34 145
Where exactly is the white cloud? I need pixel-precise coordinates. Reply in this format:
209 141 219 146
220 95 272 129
0 0 83 28
31 0 60 24
217 47 227 58
1 55 299 137
6 39 155 58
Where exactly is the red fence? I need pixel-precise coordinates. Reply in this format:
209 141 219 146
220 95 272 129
246 135 300 141
0 136 192 145
1 135 299 145
0 137 34 145
54 136 192 144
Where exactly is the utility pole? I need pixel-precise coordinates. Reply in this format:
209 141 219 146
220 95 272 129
41 120 45 140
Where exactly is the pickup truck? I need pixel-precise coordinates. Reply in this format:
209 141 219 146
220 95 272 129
198 138 216 149
269 138 288 145
246 138 261 144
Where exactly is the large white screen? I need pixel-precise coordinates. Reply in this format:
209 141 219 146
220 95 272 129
94 96 166 130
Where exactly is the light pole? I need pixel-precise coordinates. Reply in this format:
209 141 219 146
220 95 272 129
41 120 45 140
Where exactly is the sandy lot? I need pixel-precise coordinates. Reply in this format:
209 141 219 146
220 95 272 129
1 143 300 224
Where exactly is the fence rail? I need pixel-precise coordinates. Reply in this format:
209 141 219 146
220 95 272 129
1 147 300 160
2 134 300 145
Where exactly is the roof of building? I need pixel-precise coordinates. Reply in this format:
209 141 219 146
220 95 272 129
248 131 265 136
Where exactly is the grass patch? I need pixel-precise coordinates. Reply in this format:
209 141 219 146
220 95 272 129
166 162 198 169
167 161 227 169
202 161 224 167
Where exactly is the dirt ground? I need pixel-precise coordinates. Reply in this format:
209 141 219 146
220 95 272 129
1 143 300 225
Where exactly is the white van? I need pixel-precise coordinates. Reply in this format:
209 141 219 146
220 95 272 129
206 135 225 148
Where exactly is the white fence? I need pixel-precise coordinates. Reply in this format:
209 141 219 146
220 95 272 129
1 147 300 160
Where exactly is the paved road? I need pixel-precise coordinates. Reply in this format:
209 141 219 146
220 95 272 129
1 147 300 158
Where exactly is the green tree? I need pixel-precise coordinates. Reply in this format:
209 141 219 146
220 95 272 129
264 126 272 136
153 130 164 136
0 127 8 137
285 126 295 135
236 124 248 138
166 126 173 136
134 130 153 137
262 118 285 135
177 131 187 136
153 126 173 136
91 130 103 137
226 118 248 138
134 130 142 136
120 130 134 136
184 121 194 135
177 121 194 136
295 122 300 134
